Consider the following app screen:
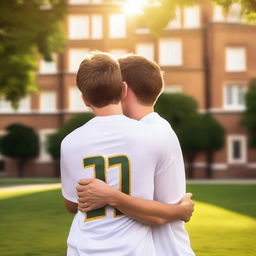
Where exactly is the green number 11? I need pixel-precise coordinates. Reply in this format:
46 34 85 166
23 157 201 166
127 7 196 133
83 155 130 221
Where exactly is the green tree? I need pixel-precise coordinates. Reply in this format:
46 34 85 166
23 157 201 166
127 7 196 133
141 0 256 36
155 93 225 178
47 113 94 176
0 0 66 108
202 114 225 178
155 93 198 130
242 79 256 148
0 124 40 177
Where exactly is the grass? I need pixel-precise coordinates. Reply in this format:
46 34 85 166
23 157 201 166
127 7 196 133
0 179 255 256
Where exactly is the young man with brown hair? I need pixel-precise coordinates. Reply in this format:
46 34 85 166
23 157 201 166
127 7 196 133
61 52 194 256
76 54 195 255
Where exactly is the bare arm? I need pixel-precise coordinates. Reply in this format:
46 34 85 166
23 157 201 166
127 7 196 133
77 179 194 225
64 198 78 214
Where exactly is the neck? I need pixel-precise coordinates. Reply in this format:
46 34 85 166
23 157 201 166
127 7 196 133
128 102 154 120
92 103 123 117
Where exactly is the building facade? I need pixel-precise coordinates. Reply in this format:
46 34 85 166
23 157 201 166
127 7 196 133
0 0 256 178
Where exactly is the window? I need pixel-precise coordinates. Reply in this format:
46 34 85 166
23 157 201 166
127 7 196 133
159 39 182 66
109 49 127 59
69 49 88 73
109 14 126 39
227 135 247 164
135 43 154 60
165 85 182 94
39 129 56 162
226 47 246 72
91 15 103 39
68 15 89 39
39 55 57 74
69 87 86 111
40 92 57 112
184 6 200 28
0 96 30 113
224 85 246 110
213 4 242 23
165 8 181 29
68 15 103 40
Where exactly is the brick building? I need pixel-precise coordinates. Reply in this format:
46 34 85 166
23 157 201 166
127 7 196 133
0 0 255 178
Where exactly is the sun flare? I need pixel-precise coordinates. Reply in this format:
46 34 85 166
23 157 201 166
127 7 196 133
123 0 148 15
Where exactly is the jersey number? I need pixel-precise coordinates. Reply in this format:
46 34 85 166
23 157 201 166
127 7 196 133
83 155 130 221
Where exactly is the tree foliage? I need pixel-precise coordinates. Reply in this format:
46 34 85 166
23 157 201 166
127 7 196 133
242 78 256 148
141 0 256 36
155 93 225 178
0 0 66 108
47 113 95 160
0 123 40 177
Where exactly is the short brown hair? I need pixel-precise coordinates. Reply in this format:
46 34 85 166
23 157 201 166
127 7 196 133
118 55 164 105
76 52 123 108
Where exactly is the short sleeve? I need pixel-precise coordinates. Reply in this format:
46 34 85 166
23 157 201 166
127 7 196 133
154 132 186 204
60 141 78 203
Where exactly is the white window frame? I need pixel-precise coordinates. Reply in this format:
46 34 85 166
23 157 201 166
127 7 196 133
68 48 89 73
223 84 246 111
68 15 90 40
0 96 31 113
165 8 181 29
39 55 58 74
135 43 154 60
225 47 247 72
158 39 183 67
69 87 87 112
39 92 57 113
184 5 201 28
227 135 247 164
109 14 127 39
38 129 56 163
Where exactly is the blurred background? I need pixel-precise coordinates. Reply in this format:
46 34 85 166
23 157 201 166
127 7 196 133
0 0 256 179
0 1 256 255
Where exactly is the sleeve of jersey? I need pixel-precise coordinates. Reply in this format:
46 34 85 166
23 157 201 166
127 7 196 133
60 141 78 203
154 134 186 205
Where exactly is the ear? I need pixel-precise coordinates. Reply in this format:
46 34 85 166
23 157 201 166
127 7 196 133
121 81 128 101
81 94 91 107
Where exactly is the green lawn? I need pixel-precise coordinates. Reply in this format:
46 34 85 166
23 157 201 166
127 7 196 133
0 179 255 256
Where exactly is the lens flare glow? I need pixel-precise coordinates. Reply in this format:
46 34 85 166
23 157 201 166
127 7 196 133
123 0 148 15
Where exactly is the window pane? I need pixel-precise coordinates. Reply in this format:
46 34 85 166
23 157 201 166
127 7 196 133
40 92 57 112
159 39 182 66
0 98 13 112
226 47 246 72
165 8 181 29
184 6 200 28
91 15 103 39
68 16 89 39
213 5 225 22
237 87 245 106
232 140 241 159
136 43 154 60
109 14 126 39
165 85 182 94
17 96 31 112
39 55 57 74
227 3 242 23
226 86 234 105
69 88 86 111
69 49 88 73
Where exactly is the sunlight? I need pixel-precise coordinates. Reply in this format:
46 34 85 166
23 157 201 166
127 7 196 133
123 0 148 15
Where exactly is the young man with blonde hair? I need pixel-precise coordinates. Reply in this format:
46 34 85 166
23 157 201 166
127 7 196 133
61 52 194 256
76 54 195 255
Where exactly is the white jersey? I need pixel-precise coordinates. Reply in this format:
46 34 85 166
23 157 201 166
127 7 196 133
141 112 195 256
61 114 169 256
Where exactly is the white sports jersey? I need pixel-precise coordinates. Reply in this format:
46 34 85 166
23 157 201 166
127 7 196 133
61 114 169 256
141 112 195 256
